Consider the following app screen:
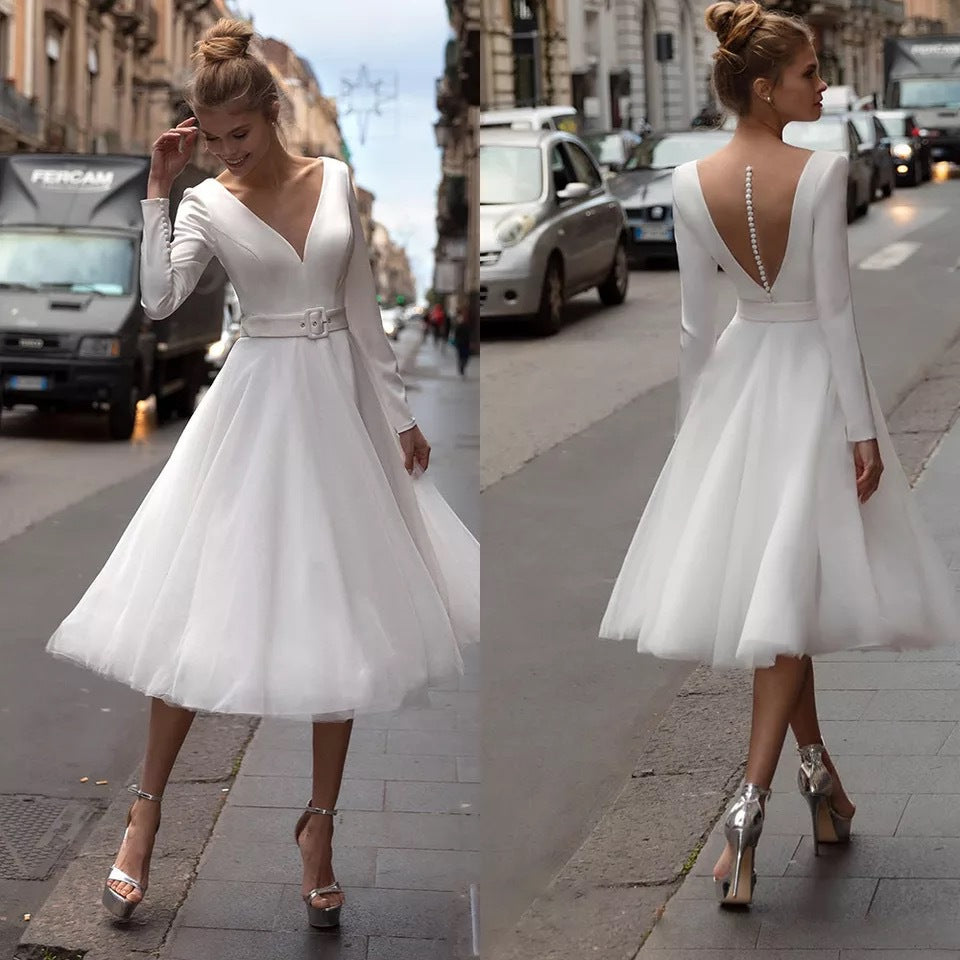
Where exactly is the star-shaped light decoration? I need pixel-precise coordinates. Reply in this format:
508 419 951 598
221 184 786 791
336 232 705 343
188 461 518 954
340 65 397 145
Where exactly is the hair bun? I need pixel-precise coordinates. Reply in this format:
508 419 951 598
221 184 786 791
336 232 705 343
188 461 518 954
705 0 764 48
194 18 254 65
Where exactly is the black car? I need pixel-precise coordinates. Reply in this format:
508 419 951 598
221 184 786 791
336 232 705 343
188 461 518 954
875 109 932 186
846 111 897 201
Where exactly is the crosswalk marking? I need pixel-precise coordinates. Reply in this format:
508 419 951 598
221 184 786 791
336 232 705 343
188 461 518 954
857 241 921 270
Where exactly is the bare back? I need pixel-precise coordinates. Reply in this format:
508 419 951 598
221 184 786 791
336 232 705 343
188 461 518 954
696 144 814 292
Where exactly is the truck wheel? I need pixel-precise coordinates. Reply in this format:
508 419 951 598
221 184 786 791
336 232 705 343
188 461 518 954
108 382 138 441
533 257 564 337
598 238 629 306
175 357 201 419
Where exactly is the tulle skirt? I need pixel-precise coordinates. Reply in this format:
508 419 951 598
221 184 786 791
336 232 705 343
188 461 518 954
599 315 960 668
47 331 479 719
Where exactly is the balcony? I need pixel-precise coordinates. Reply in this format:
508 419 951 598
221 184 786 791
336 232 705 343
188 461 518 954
111 0 144 37
804 0 848 24
0 79 41 140
436 74 460 119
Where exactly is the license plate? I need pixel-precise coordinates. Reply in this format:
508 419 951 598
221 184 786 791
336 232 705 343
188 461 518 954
634 223 673 242
6 375 49 391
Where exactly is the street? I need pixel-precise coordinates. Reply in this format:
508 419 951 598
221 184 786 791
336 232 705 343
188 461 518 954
480 169 960 948
0 328 477 959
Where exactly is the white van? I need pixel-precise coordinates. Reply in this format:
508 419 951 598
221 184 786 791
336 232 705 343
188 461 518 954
479 106 580 134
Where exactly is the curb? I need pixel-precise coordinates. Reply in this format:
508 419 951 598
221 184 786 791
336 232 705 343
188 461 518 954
487 332 960 960
15 713 257 960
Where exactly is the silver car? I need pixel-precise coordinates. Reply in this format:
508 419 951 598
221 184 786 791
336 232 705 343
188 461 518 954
480 127 629 336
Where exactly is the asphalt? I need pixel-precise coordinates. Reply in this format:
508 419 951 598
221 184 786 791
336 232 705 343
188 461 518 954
485 330 960 959
12 329 479 960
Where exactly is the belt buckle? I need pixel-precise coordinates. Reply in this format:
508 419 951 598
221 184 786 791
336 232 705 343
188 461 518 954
304 307 329 340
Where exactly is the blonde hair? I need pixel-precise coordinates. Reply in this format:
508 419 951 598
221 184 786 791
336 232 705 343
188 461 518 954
186 18 280 120
704 1 813 116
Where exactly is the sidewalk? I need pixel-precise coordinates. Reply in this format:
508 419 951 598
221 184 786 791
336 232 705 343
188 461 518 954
15 331 479 960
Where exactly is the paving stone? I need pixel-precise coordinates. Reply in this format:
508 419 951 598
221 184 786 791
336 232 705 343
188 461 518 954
897 646 960 661
248 726 387 755
761 793 908 839
456 757 480 783
816 720 955 755
172 878 284 930
196 837 376 886
375 848 478 892
671 875 876 919
784 835 960 879
895 794 960 836
386 730 476 757
814 690 876 721
355 707 459 732
272 884 458 939
366 936 451 959
841 951 960 960
812 662 960 691
344 753 458 783
162 925 368 960
863 690 960 721
771 755 960 795
690 832 801 879
935 724 960 755
869 878 960 918
642 899 761 949
756 917 960 950
385 781 478 815
226 775 385 811
641 952 840 959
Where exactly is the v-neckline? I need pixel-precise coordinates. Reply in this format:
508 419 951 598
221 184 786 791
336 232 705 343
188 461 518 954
211 158 327 265
691 150 816 297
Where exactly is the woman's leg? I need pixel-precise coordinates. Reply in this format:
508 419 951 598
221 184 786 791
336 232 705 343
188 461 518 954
788 657 856 817
298 719 353 909
712 655 809 881
108 698 197 902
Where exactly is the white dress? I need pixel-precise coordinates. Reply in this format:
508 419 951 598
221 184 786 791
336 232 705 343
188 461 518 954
47 156 479 719
599 150 959 668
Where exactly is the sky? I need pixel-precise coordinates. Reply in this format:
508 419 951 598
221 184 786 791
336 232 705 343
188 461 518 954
239 0 452 300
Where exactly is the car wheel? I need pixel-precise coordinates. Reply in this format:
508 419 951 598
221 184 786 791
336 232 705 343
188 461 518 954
533 257 564 337
846 185 856 224
870 171 878 201
108 381 139 441
598 238 629 306
882 171 893 198
913 161 923 187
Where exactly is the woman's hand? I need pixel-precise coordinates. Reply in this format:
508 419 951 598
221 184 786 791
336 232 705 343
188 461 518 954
854 438 883 504
399 425 430 474
148 117 200 196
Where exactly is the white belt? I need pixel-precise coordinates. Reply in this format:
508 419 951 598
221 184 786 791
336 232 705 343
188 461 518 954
240 306 348 340
736 299 817 323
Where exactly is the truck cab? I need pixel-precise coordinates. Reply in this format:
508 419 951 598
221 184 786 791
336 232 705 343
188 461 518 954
0 154 226 439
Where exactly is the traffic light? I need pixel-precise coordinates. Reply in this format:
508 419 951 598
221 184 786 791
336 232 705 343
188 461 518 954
396 294 406 306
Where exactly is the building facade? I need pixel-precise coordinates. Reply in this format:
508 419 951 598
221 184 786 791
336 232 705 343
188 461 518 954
902 0 960 33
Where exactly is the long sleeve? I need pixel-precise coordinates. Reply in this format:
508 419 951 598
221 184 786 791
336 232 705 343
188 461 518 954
139 188 215 321
812 155 876 442
342 169 416 434
674 171 719 434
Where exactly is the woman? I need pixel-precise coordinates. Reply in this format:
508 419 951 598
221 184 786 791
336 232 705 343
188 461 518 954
599 0 959 907
46 19 478 928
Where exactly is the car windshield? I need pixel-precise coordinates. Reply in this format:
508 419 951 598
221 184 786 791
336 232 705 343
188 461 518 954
0 231 134 294
623 135 728 171
895 78 960 109
783 120 845 151
480 145 543 204
876 114 908 135
583 133 624 165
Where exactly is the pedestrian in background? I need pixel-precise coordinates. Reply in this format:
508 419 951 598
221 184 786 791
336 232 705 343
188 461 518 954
454 304 473 377
600 0 959 909
46 16 478 933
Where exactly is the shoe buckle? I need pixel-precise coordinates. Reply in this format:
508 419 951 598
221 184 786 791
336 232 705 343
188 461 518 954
304 307 330 339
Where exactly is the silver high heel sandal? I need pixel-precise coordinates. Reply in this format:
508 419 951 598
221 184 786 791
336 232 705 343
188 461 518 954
714 782 770 908
294 802 344 929
797 742 853 856
102 784 162 920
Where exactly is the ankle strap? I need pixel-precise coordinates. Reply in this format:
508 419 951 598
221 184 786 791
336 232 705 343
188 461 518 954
305 803 338 816
741 782 772 801
127 784 162 803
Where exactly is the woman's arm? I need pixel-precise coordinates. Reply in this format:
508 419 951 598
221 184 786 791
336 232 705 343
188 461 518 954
342 165 417 434
673 170 719 434
139 187 215 320
812 155 877 442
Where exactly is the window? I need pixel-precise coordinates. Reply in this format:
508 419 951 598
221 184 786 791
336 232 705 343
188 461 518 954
0 13 9 81
45 22 62 118
550 145 578 194
512 0 540 108
563 141 602 189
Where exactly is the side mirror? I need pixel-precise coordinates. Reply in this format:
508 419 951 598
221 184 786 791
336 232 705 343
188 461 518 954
557 182 590 201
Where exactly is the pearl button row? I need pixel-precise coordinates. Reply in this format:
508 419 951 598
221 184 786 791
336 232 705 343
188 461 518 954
745 166 772 300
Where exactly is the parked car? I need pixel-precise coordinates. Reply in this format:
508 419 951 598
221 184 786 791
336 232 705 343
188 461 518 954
581 129 644 176
846 111 897 200
480 106 581 135
479 127 629 336
875 109 932 185
783 115 872 222
607 129 733 267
